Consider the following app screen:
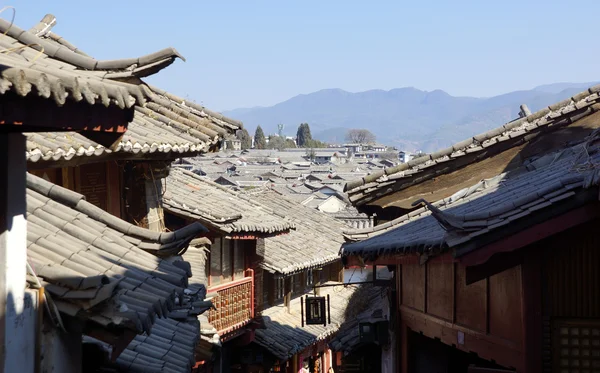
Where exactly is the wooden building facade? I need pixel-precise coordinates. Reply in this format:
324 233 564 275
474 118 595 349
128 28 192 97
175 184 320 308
341 84 600 373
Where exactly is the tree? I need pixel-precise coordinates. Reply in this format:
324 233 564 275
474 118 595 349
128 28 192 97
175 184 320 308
267 135 285 151
236 128 252 150
296 123 313 147
254 126 266 149
305 147 316 162
305 139 327 148
285 138 297 148
345 129 376 144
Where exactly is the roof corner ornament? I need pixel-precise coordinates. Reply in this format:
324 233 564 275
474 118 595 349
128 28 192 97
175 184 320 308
411 198 465 231
519 104 532 118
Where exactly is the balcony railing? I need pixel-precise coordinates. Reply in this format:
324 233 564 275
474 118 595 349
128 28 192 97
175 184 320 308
207 269 254 335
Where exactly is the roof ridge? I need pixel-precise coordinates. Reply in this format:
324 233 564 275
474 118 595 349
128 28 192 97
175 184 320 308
27 172 207 246
148 85 243 128
345 83 600 198
0 17 184 72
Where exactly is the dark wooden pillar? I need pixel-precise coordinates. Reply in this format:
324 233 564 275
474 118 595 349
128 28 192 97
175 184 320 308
284 277 292 313
522 248 542 373
267 274 275 307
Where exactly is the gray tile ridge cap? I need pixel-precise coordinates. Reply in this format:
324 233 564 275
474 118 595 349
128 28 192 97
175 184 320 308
0 17 185 71
26 172 207 245
169 168 290 222
147 84 243 129
27 172 84 208
345 83 600 194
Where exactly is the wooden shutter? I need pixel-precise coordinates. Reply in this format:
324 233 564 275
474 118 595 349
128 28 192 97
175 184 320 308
222 239 233 282
75 163 108 211
233 240 245 279
210 237 222 285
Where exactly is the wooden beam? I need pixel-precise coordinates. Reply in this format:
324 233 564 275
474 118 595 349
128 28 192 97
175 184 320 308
465 250 522 285
0 93 132 134
400 305 524 371
459 202 600 267
343 252 456 267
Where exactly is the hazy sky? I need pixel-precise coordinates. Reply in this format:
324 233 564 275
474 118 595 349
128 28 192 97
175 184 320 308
10 0 600 111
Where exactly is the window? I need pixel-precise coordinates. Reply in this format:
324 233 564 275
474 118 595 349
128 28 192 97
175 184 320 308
275 277 284 300
208 238 247 286
210 238 223 286
222 240 232 282
306 269 314 288
233 240 245 279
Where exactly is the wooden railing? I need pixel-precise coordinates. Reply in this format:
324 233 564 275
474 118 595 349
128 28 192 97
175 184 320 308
207 269 254 335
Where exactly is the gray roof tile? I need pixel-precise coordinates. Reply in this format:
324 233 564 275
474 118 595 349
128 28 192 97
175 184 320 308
250 190 347 276
164 168 294 235
4 15 241 163
345 84 600 204
254 283 357 360
342 136 600 259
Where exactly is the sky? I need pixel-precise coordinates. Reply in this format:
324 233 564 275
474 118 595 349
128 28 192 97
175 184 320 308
8 0 600 111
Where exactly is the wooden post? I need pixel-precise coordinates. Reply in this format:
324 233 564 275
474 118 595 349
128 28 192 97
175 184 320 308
400 320 408 373
284 276 292 314
267 274 275 307
145 178 165 232
0 133 34 373
522 249 542 373
106 161 121 218
292 354 298 373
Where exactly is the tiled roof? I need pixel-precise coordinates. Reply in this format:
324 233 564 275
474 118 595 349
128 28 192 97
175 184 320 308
329 286 388 355
254 283 356 360
115 318 201 373
113 239 217 373
344 84 600 205
341 133 600 260
250 190 347 276
164 168 295 236
26 173 207 334
9 14 242 163
0 16 151 109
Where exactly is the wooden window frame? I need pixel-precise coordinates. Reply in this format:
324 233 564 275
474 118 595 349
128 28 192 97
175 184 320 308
208 237 247 287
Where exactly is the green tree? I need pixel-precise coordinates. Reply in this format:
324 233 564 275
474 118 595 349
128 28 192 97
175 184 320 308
305 147 316 162
254 125 267 149
267 135 285 151
306 139 327 148
285 138 297 148
296 123 313 147
236 128 252 150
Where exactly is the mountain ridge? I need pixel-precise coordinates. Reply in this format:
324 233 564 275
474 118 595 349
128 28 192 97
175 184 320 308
223 82 599 152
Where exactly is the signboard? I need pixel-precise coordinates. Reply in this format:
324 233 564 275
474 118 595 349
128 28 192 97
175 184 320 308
305 296 326 325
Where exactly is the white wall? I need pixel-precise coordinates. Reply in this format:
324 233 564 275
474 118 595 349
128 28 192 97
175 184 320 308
317 197 346 213
0 134 35 373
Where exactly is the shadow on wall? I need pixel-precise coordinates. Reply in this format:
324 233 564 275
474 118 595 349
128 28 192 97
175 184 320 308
2 290 37 373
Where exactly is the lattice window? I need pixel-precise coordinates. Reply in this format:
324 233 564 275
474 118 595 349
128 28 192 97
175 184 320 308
553 319 600 373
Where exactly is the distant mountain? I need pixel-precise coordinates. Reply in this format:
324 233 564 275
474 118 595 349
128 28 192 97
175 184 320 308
223 82 598 152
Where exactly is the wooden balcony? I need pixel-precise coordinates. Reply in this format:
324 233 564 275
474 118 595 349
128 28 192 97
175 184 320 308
207 269 254 336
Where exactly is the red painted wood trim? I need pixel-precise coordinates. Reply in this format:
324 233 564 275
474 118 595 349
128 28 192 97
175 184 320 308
344 252 456 267
400 305 524 371
460 204 600 267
